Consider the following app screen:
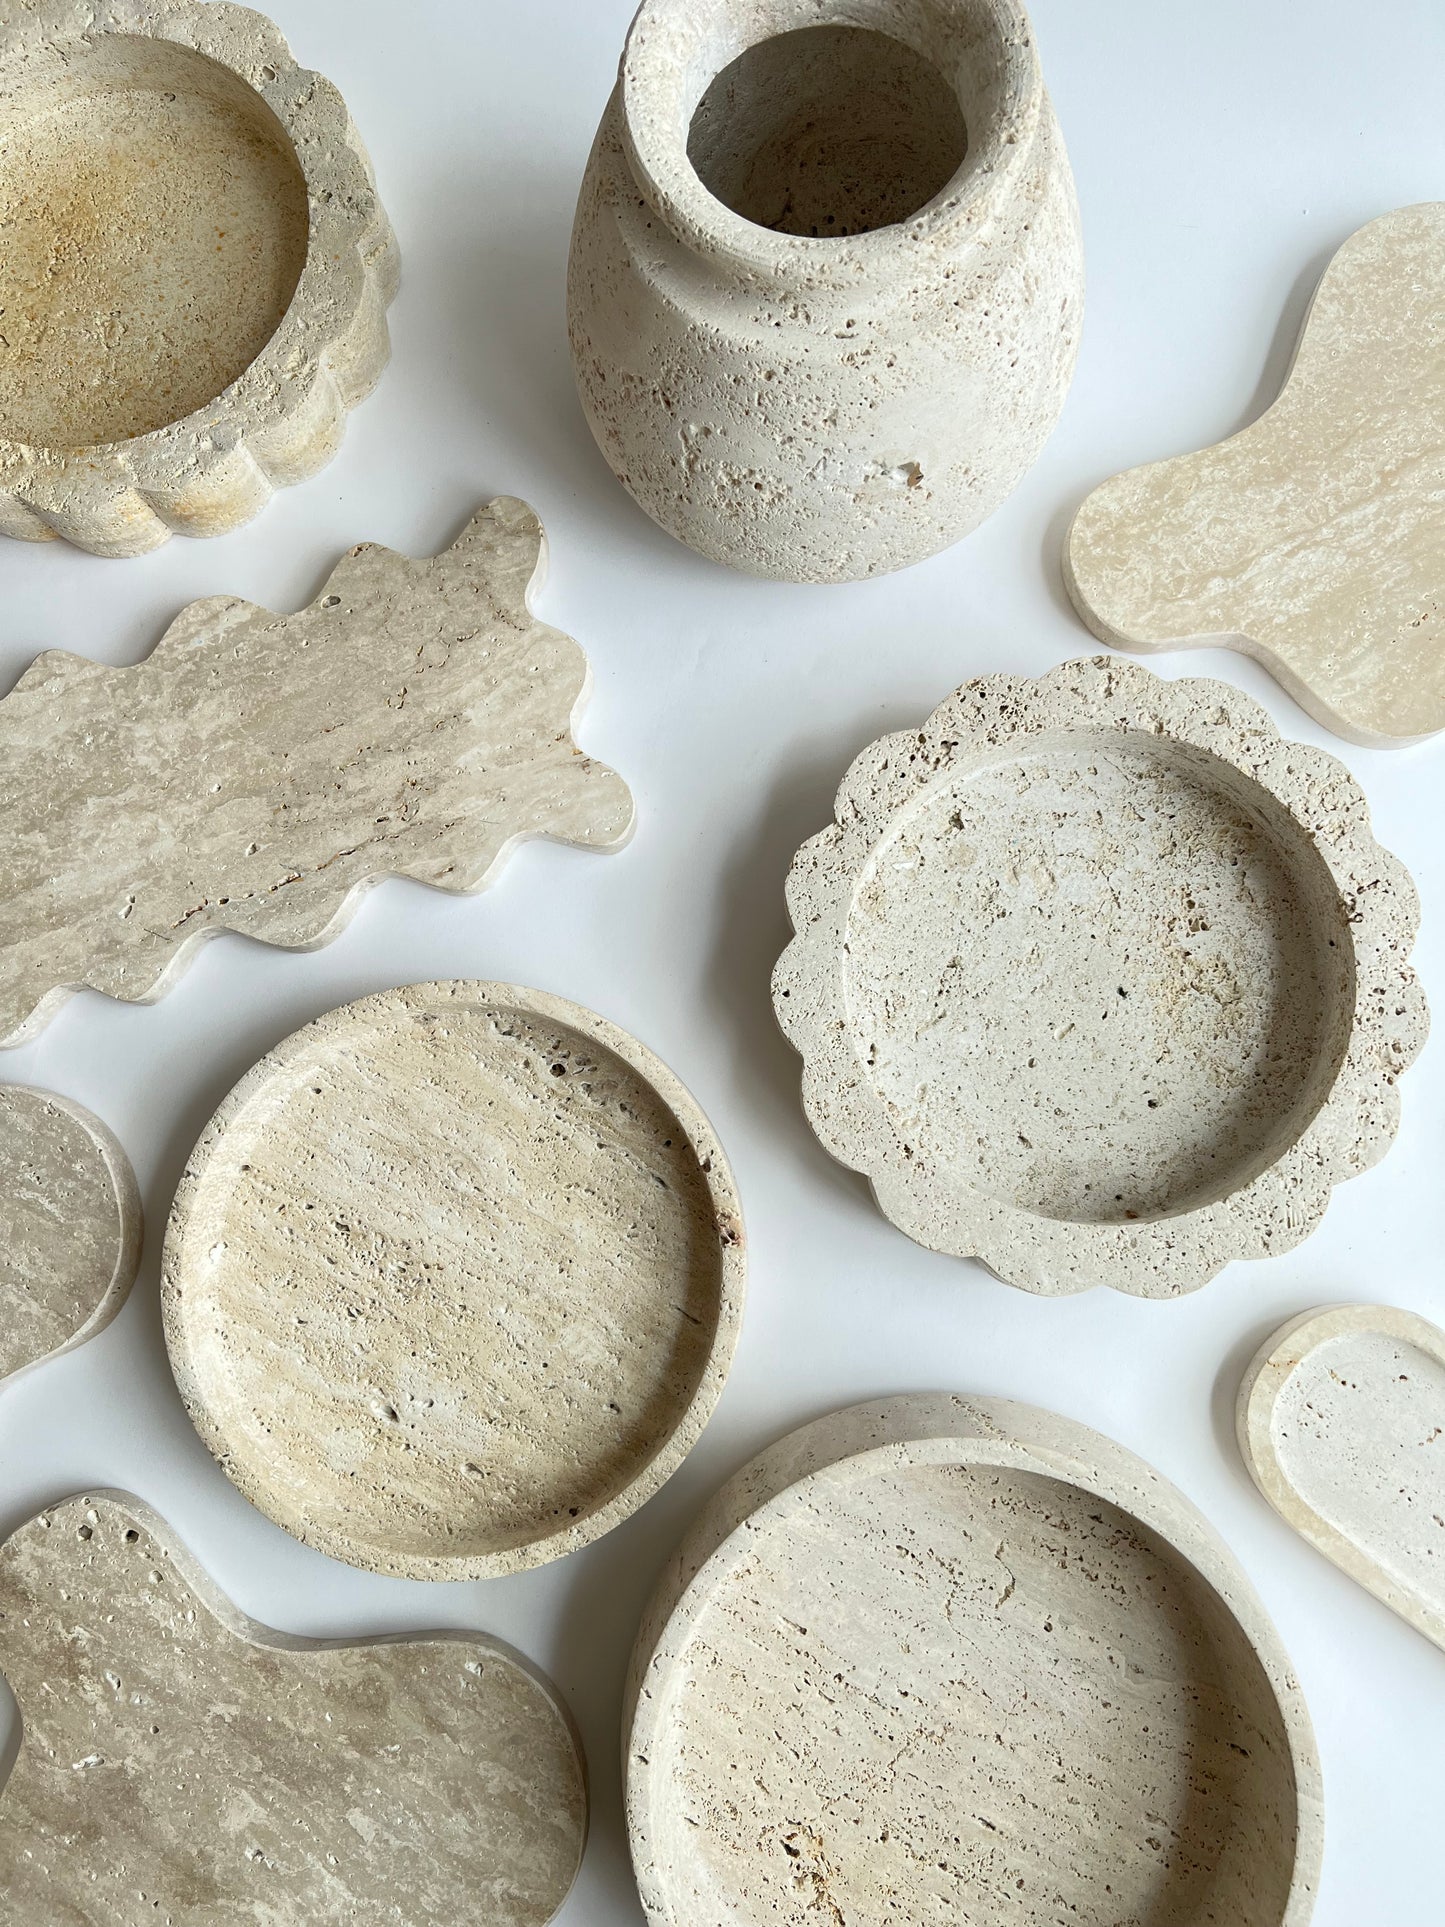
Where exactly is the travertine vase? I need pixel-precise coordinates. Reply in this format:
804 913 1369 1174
568 0 1084 582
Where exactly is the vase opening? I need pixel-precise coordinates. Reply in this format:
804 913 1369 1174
686 25 969 238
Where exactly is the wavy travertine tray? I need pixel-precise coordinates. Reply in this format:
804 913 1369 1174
1240 1304 1445 1651
774 656 1427 1297
628 1394 1321 1927
0 0 398 555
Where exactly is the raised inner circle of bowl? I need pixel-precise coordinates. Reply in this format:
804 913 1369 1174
843 734 1354 1224
164 984 743 1579
0 35 309 447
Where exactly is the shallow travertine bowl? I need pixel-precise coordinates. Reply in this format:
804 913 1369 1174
0 0 398 556
627 1395 1323 1927
774 657 1427 1297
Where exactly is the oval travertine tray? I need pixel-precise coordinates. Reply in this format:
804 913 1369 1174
1239 1304 1445 1651
627 1394 1322 1927
163 982 745 1580
0 1493 587 1925
774 656 1427 1298
0 0 398 556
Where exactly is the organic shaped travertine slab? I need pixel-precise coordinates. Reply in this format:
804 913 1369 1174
1065 205 1445 746
0 0 399 557
0 1086 142 1385
164 981 745 1580
1239 1304 1445 1651
0 1493 587 1925
774 656 1427 1298
628 1394 1322 1927
0 500 634 1048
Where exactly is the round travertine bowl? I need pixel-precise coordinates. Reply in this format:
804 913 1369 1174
0 0 398 556
568 0 1083 582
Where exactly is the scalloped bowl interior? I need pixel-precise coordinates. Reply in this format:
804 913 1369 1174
843 730 1355 1224
643 1457 1304 1925
0 34 308 447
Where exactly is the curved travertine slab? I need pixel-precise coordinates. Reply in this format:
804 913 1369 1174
1240 1304 1445 1650
0 1086 141 1385
628 1394 1322 1927
0 500 634 1048
1066 205 1445 746
0 1493 587 1924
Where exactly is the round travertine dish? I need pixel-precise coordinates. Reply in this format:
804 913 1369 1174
0 0 398 556
774 656 1428 1297
627 1395 1322 1927
163 982 745 1580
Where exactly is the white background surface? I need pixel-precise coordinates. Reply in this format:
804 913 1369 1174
1 1 1443 1919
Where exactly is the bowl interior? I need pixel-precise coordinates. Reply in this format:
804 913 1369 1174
167 998 727 1569
644 1456 1303 1925
842 729 1355 1224
0 33 308 448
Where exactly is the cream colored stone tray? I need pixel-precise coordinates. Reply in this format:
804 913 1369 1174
0 1492 587 1924
1066 205 1445 746
0 0 398 556
774 656 1427 1298
1239 1304 1445 1652
0 499 634 1049
163 981 745 1580
627 1393 1322 1927
0 1085 142 1387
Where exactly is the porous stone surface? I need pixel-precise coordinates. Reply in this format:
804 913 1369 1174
0 0 399 557
1066 205 1445 747
0 1086 141 1384
1239 1303 1445 1652
627 1394 1322 1927
568 0 1084 582
0 499 635 1049
163 981 745 1580
773 656 1428 1296
0 1493 588 1925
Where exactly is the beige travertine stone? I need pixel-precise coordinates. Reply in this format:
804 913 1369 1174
627 1394 1323 1927
0 1086 141 1384
773 656 1427 1297
1065 205 1445 747
0 0 399 557
164 981 746 1581
1239 1304 1445 1653
568 0 1084 583
0 500 635 1049
0 1492 587 1926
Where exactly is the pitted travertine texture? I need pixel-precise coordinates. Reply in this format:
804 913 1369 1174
0 1086 141 1383
0 500 635 1049
568 0 1084 582
0 0 399 557
1066 205 1445 746
773 657 1427 1296
163 982 745 1580
627 1395 1322 1927
1239 1304 1445 1652
0 1493 587 1926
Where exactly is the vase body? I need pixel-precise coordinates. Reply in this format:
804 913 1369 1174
568 0 1084 583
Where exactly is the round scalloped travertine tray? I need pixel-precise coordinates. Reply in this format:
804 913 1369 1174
162 982 745 1580
627 1394 1322 1927
774 656 1428 1298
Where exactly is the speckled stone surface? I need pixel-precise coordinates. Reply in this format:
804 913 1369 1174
163 981 745 1581
568 0 1084 582
1066 205 1445 746
0 0 399 557
1240 1304 1445 1652
0 1492 588 1925
773 656 1427 1297
0 1086 141 1385
0 499 635 1049
627 1394 1322 1927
